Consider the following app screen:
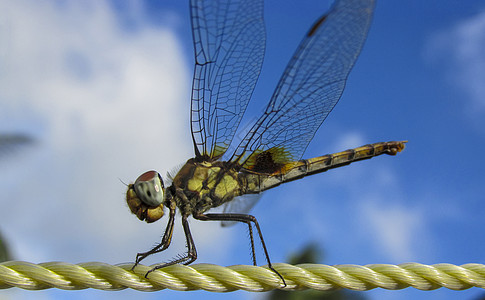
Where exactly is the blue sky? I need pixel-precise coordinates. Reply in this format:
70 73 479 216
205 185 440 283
1 0 485 299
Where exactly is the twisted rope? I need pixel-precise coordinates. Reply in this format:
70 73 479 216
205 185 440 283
1 261 484 292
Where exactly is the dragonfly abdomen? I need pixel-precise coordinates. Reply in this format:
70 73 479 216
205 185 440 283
248 141 406 192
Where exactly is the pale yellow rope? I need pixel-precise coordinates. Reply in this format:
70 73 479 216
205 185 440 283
1 261 484 291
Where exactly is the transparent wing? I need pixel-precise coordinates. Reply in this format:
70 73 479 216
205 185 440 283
220 194 262 227
230 0 375 172
190 0 265 160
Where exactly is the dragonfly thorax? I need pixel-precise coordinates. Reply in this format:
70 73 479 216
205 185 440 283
126 170 166 223
171 159 243 215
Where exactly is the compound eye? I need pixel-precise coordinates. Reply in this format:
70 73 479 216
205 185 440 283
133 170 164 207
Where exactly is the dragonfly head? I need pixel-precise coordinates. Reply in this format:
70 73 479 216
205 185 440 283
126 170 165 223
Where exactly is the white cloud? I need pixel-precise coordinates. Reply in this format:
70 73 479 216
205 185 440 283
332 131 366 151
0 0 234 277
425 9 485 112
358 198 428 262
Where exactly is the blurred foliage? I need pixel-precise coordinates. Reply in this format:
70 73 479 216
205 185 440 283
0 133 33 262
0 134 34 158
266 243 366 300
0 230 12 262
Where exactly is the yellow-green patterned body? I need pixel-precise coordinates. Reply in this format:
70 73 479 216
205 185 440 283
248 141 406 192
171 160 242 215
128 141 406 220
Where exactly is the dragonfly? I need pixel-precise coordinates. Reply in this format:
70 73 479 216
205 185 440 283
126 0 405 285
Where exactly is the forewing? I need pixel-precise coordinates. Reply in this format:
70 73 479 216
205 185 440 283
190 0 265 159
231 0 375 172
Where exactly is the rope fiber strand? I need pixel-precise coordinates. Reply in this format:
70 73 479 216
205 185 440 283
1 262 485 292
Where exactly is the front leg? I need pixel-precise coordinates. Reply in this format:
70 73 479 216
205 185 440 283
132 202 176 272
145 215 197 276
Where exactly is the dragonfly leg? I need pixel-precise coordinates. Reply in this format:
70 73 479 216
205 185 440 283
131 205 176 271
193 212 286 287
144 215 197 277
247 221 256 266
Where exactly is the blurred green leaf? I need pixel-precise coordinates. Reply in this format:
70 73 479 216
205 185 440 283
266 243 366 300
0 230 12 262
0 133 34 158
